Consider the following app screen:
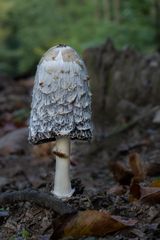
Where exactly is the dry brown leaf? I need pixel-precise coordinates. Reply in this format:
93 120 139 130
108 185 127 195
52 210 137 239
150 178 160 188
129 152 145 181
129 178 141 201
129 179 160 204
141 187 160 204
110 161 133 185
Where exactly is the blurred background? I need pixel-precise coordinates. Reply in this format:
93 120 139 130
0 0 160 78
1 1 160 239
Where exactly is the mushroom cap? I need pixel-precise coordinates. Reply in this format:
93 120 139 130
28 44 92 144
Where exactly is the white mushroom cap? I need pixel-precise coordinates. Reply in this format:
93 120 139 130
29 44 92 144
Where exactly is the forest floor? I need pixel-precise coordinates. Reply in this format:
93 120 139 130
0 76 160 240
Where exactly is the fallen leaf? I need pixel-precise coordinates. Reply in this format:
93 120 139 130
129 152 145 181
52 210 137 239
110 161 133 185
150 178 160 188
108 185 127 195
129 178 141 201
129 179 160 204
141 187 160 204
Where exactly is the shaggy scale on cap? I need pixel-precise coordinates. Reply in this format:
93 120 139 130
29 45 92 144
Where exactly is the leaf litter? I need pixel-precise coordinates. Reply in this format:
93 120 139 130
0 77 160 239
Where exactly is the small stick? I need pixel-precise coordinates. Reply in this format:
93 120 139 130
0 190 76 215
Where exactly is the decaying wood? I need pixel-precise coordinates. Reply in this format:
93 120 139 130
0 190 76 215
84 39 160 126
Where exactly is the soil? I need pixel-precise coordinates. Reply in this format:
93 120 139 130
0 76 160 240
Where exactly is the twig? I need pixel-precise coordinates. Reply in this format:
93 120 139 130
0 190 76 215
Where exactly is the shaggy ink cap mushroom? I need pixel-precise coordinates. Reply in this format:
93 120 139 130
28 45 92 199
29 44 92 144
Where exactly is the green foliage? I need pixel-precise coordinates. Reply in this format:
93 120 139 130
9 228 30 240
21 228 30 239
0 0 158 77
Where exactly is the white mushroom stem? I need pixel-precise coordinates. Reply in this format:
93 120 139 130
51 136 74 198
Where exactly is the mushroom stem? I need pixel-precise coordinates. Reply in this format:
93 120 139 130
52 136 74 198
